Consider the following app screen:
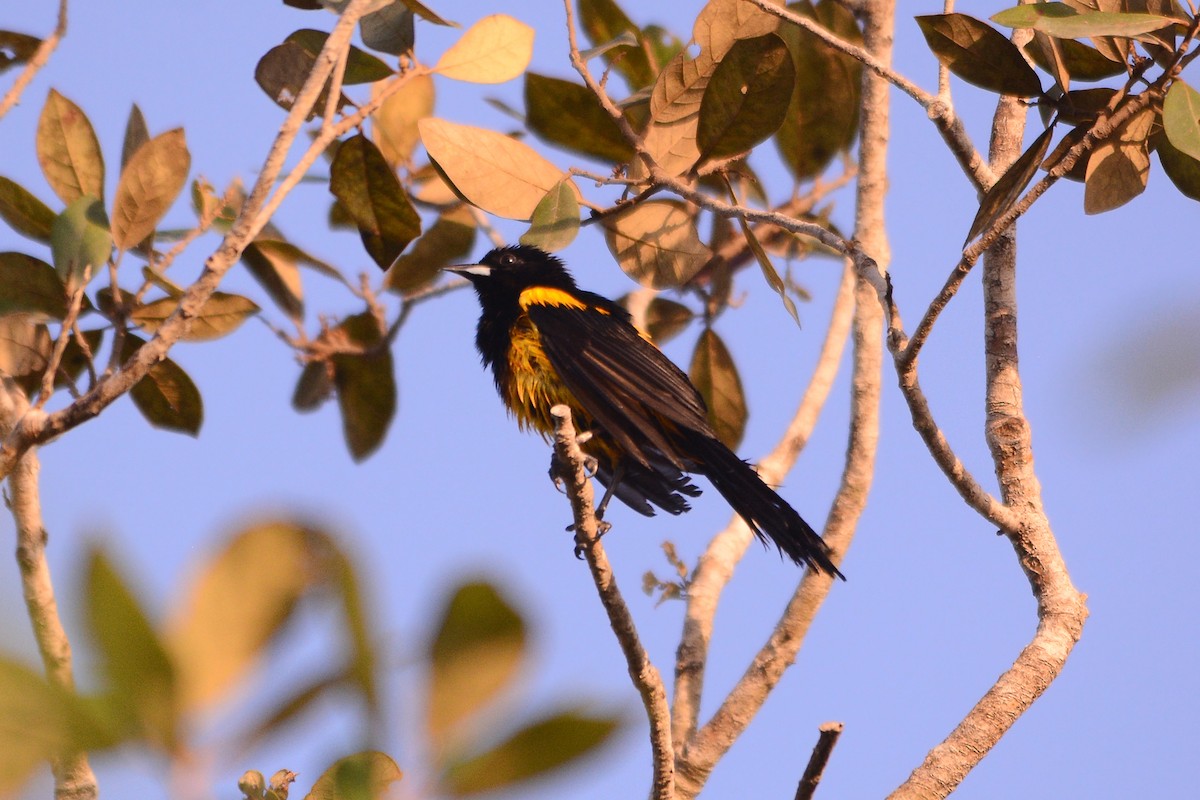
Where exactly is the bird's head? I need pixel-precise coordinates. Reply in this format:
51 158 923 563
446 245 577 304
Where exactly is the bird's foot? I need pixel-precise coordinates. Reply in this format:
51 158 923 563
547 448 598 493
572 519 612 560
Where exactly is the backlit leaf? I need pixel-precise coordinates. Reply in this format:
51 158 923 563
50 197 111 285
602 201 711 289
617 295 694 345
434 15 533 84
286 29 394 84
0 30 40 74
1163 80 1200 162
130 292 259 341
121 332 204 435
333 312 396 461
519 179 580 251
693 0 781 61
255 40 348 119
384 204 475 295
966 125 1055 244
577 0 657 90
524 73 633 163
397 0 453 27
1084 105 1154 213
36 89 104 204
0 252 69 319
0 177 55 243
697 34 794 164
112 128 191 251
241 240 305 321
1156 130 1200 201
992 3 1174 39
305 751 402 800
121 104 150 171
917 14 1043 97
372 74 434 167
1026 34 1124 82
330 134 421 269
690 327 747 450
361 3 415 54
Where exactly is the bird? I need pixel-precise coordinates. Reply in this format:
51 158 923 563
447 244 842 578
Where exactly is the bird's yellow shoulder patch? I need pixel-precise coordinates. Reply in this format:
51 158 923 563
518 286 609 314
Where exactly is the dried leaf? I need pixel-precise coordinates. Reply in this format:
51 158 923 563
693 0 780 61
121 104 151 171
0 30 41 74
241 240 305 322
112 128 191 251
434 15 533 84
36 89 104 204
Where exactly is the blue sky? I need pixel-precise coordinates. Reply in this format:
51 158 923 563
1 2 1198 798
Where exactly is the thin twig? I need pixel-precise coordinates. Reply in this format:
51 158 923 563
549 405 674 800
0 0 68 121
795 722 844 800
34 277 88 409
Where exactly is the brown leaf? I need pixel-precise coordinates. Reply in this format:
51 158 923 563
36 89 105 205
329 134 421 270
112 128 191 251
688 327 747 450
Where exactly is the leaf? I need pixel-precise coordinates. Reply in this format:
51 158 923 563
329 546 378 711
524 73 634 163
372 74 434 167
577 0 657 90
50 197 111 285
689 328 748 450
121 332 204 435
642 297 694 345
439 708 621 797
85 546 178 748
36 89 104 205
0 318 52 394
237 670 346 750
57 328 103 390
131 292 259 341
1026 34 1124 82
434 15 534 84
693 0 781 61
992 3 1175 39
916 14 1043 97
636 50 712 177
293 360 335 411
775 0 863 181
602 201 711 289
305 751 402 800
697 34 795 164
361 3 415 55
121 104 151 171
396 0 454 27
0 30 41 74
111 128 191 251
519 179 580 251
241 240 305 321
168 521 328 710
0 252 70 319
965 125 1056 244
285 29 394 84
1084 105 1155 213
255 40 348 119
332 312 397 461
1156 130 1200 201
426 580 527 753
419 118 571 220
1163 80 1200 163
330 134 422 269
733 201 802 326
0 176 55 244
384 205 476 295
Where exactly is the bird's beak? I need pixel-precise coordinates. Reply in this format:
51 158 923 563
444 264 491 278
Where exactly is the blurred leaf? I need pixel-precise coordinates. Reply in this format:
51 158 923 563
305 751 402 800
131 292 259 341
293 360 335 411
602 200 711 289
0 317 52 394
112 128 191 251
966 125 1055 244
697 34 794 164
36 88 104 204
689 327 747 450
1156 130 1200 201
426 581 526 753
121 103 151 171
330 134 421 270
286 29 394 84
168 521 327 710
50 197 111 285
361 3 415 54
0 252 69 319
519 179 580 251
524 73 633 163
396 0 453 27
255 40 348 119
372 74 435 167
0 30 41 74
239 670 347 749
385 204 475 295
577 0 657 90
775 0 863 181
419 118 571 220
992 4 1174 39
333 312 397 461
57 328 103 389
85 547 178 749
439 708 621 797
641 297 694 345
121 332 204 435
1084 104 1154 213
0 176 55 243
242 240 305 322
917 14 1043 97
434 14 533 84
1163 80 1200 162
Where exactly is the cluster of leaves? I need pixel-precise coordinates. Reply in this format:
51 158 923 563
0 520 621 797
918 2 1200 221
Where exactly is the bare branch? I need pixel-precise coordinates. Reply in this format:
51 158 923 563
0 0 68 121
795 722 844 800
549 405 674 800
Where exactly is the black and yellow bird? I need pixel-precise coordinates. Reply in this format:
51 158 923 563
449 244 842 578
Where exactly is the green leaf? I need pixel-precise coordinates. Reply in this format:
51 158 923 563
602 200 711 289
0 252 70 319
0 176 55 243
434 14 534 84
0 30 41 74
439 708 621 797
426 581 527 754
85 546 178 749
697 34 795 164
577 0 657 90
689 327 747 450
168 521 328 710
992 3 1175 39
121 103 151 171
916 14 1043 97
1164 80 1200 163
36 89 105 205
285 29 394 84
50 197 111 285
131 291 259 341
519 179 580 252
330 134 421 270
112 128 191 251
384 205 476 295
965 125 1056 245
332 312 397 461
361 3 415 55
775 0 863 181
304 751 402 800
121 332 204 435
524 73 634 163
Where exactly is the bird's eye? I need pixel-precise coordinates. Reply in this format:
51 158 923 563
499 253 517 267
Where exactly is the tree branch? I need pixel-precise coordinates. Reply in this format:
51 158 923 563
548 405 674 800
795 722 844 800
0 0 68 122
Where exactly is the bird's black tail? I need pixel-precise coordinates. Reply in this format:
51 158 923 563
688 432 844 579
